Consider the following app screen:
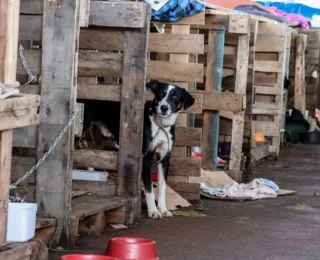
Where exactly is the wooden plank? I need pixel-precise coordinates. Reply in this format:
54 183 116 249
0 113 39 132
157 11 205 26
0 0 20 246
202 92 244 112
169 157 201 177
254 85 281 95
80 29 124 51
19 15 42 41
89 1 146 28
147 60 203 83
0 94 40 112
258 23 286 36
253 121 279 136
230 33 250 171
117 6 150 199
228 14 249 34
79 0 90 27
36 0 80 247
254 60 283 73
148 33 204 54
256 37 287 52
174 126 202 147
77 83 121 102
78 51 123 77
167 182 200 194
74 150 118 170
20 0 43 14
294 35 307 113
202 30 224 169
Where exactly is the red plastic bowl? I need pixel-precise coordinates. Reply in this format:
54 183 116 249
61 255 118 260
106 237 159 260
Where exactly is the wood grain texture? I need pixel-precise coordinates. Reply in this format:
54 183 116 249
229 33 250 171
89 1 146 28
147 60 203 83
36 0 80 247
169 157 201 176
73 150 118 170
174 126 202 147
294 35 307 113
117 5 151 198
77 83 121 102
0 0 20 246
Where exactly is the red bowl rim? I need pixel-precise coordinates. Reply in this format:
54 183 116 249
109 237 156 245
61 254 118 260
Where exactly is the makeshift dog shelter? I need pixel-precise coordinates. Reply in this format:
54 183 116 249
13 0 151 247
0 0 46 259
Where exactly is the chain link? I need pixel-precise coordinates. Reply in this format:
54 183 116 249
10 104 80 189
18 45 39 85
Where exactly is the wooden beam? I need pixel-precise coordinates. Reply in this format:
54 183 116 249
36 0 80 247
20 0 43 14
294 35 307 113
79 0 90 27
169 157 201 177
0 0 20 246
19 15 42 41
74 150 118 170
77 83 121 102
147 60 203 83
229 33 250 171
174 126 202 147
89 1 147 28
202 30 225 169
202 92 244 112
117 5 151 201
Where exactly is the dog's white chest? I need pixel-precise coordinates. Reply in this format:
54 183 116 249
149 116 173 153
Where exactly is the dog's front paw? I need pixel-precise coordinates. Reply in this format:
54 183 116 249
148 211 163 219
159 209 173 218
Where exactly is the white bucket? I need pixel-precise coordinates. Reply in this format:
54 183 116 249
6 202 37 242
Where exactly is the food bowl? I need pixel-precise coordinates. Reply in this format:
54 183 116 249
106 237 159 260
61 255 118 260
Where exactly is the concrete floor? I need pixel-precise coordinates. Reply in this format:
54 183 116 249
51 144 320 260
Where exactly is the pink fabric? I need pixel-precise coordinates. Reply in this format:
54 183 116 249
272 7 309 29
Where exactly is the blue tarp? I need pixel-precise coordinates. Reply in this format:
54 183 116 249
257 1 320 20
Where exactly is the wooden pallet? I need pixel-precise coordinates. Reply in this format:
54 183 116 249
248 22 291 157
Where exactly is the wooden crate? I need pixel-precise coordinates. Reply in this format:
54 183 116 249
297 29 320 117
16 0 151 247
151 10 250 195
247 22 291 157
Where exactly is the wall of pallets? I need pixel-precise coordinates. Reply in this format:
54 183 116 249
297 29 320 117
248 22 291 157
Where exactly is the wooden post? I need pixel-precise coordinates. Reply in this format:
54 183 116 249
0 0 20 246
229 33 250 170
202 29 225 169
294 34 307 113
117 5 151 201
36 0 80 246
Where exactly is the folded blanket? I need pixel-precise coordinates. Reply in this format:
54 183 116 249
201 178 278 200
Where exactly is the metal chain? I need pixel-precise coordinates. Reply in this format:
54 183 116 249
10 104 80 189
18 45 39 85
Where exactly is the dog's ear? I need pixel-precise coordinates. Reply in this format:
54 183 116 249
146 80 160 93
182 89 195 110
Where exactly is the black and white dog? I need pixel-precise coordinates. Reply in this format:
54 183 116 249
143 81 194 218
78 80 195 218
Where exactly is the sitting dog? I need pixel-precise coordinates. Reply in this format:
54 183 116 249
78 80 195 218
143 81 194 218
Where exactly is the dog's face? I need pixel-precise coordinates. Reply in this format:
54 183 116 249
146 81 195 118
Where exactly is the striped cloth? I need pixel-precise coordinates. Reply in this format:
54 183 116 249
150 0 205 22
